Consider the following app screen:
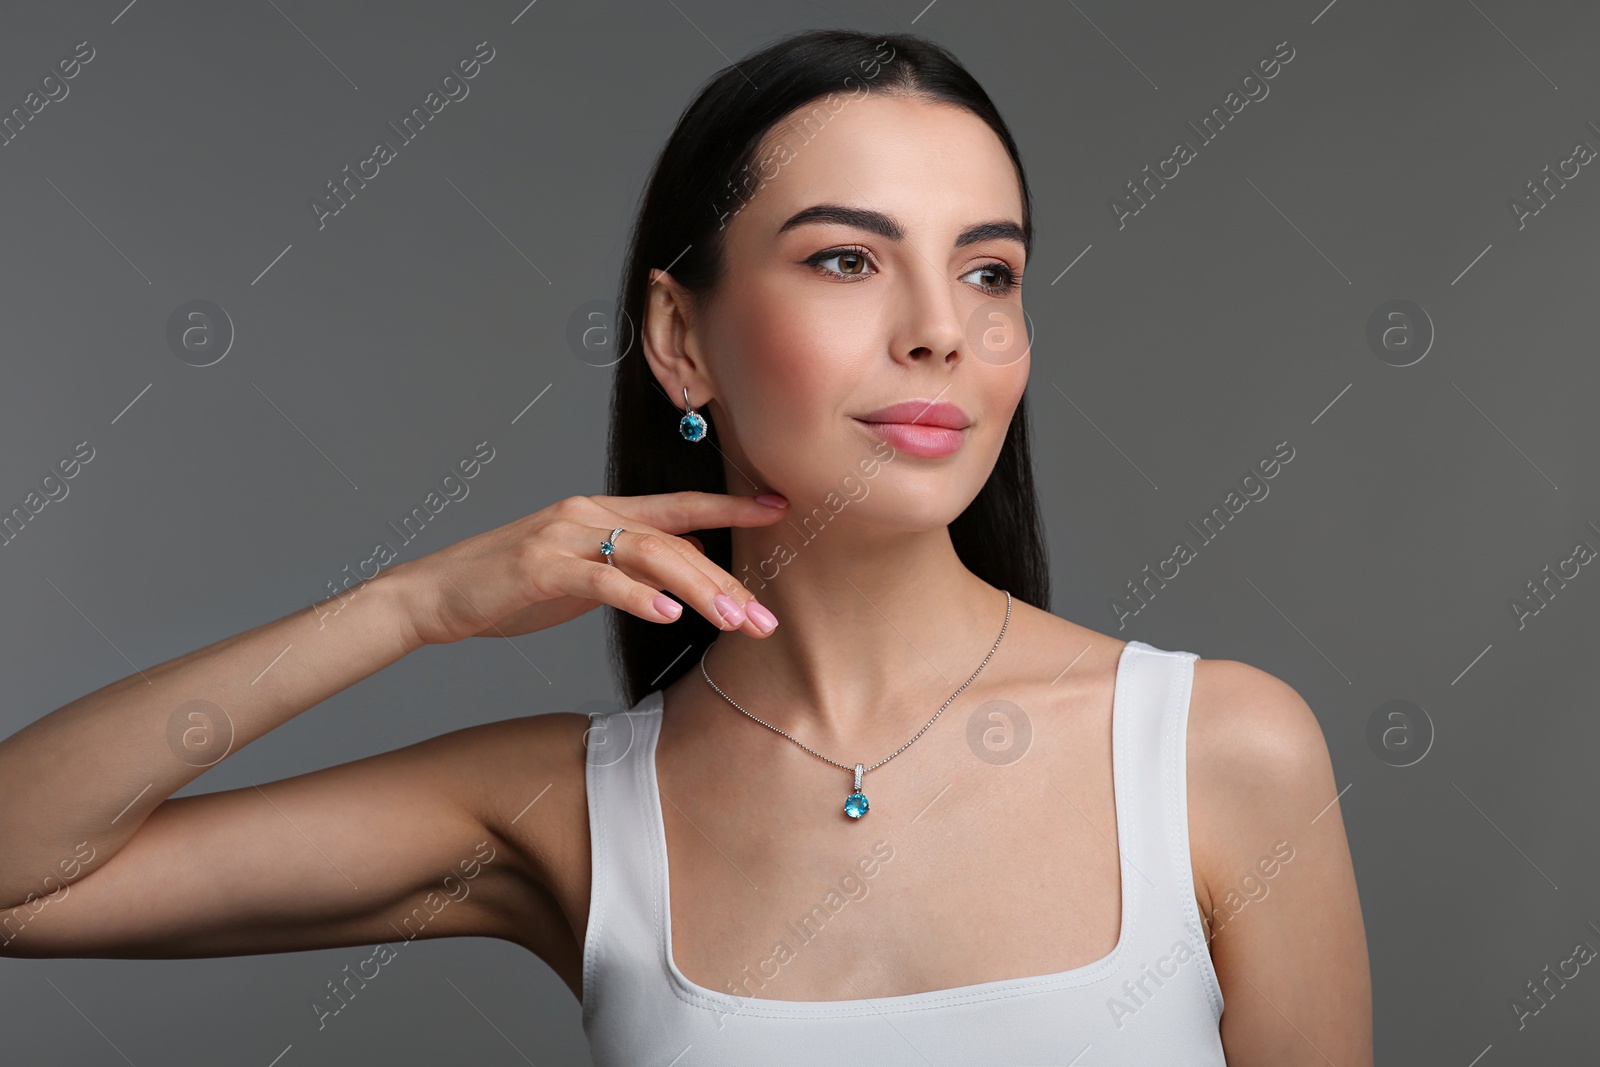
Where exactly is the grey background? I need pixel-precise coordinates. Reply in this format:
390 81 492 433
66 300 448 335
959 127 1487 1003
1 0 1597 1063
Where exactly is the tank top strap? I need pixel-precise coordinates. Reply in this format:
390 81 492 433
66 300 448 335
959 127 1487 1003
1112 639 1225 1022
580 693 667 1031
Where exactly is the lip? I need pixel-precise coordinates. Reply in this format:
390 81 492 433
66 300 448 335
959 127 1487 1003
855 399 971 429
854 420 967 457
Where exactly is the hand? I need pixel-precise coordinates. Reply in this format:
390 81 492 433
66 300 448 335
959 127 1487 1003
387 491 789 646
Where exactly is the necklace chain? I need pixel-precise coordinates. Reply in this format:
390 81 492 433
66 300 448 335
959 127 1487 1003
698 589 1013 775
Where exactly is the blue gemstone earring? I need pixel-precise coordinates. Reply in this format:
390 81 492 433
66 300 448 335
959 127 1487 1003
678 386 708 442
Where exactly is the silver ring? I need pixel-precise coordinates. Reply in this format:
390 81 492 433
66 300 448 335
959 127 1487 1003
600 526 625 565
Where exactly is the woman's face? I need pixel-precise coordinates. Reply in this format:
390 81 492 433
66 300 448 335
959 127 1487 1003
675 92 1030 530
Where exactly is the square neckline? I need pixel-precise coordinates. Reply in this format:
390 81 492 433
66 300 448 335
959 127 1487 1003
642 638 1144 1015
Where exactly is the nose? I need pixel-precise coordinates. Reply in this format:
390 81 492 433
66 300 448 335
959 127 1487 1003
889 260 965 366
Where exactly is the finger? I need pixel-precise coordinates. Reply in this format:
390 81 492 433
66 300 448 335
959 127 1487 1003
588 490 788 535
575 523 774 636
544 555 686 625
684 534 704 554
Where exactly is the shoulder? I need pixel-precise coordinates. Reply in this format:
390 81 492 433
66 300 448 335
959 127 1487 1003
1185 657 1330 782
415 711 595 895
419 709 593 804
431 711 600 959
1182 657 1337 913
467 710 594 842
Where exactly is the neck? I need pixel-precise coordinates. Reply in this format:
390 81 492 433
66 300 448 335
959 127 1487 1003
699 514 1009 752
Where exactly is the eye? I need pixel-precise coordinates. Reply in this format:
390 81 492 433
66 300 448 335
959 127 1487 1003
804 246 876 281
960 262 1022 296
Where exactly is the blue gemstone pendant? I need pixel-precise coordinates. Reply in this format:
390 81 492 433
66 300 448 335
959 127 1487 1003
679 411 707 441
844 762 869 820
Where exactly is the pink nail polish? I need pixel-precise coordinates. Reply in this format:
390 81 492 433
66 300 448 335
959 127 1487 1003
755 493 787 508
714 594 746 626
653 595 682 620
745 599 778 632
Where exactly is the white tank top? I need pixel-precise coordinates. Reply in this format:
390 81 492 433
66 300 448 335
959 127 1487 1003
580 638 1226 1064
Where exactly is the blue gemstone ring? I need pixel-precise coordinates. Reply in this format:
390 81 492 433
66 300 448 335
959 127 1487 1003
600 526 625 565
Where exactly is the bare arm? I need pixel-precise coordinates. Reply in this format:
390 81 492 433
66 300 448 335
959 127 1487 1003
0 491 788 964
0 575 549 966
1188 659 1374 1067
0 574 419 917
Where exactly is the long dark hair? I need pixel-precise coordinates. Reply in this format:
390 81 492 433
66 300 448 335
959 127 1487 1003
604 28 1050 707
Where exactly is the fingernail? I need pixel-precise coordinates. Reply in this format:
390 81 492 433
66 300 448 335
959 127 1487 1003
755 493 787 508
714 593 746 627
745 599 778 633
653 595 682 620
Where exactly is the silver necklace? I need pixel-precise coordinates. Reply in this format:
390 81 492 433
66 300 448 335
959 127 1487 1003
698 590 1013 821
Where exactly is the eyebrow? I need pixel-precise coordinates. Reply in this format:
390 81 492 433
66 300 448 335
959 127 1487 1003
776 203 1026 251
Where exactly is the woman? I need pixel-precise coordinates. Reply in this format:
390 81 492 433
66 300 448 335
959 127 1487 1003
0 28 1370 1065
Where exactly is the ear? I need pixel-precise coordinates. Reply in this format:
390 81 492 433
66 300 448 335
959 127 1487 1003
641 268 714 410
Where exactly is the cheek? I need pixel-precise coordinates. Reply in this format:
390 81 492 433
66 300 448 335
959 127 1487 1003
713 289 865 441
981 359 1029 447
